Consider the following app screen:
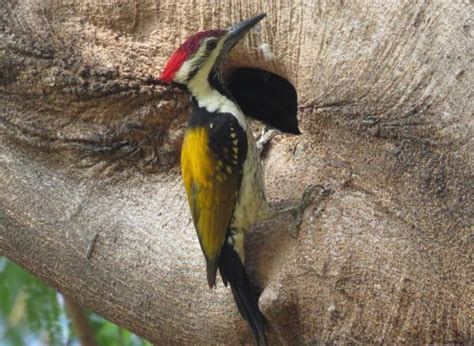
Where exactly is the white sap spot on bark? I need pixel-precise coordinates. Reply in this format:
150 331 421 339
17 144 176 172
258 43 275 60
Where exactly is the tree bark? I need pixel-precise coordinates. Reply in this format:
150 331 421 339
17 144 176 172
1 0 472 344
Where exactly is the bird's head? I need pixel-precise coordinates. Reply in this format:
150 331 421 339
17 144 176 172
160 14 266 87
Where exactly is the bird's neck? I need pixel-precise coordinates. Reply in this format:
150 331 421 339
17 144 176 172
188 71 247 130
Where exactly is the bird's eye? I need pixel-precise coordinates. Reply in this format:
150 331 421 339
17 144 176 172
206 39 218 51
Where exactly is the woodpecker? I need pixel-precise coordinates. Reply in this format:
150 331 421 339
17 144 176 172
159 13 315 345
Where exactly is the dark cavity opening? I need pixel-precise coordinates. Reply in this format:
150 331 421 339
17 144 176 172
227 68 300 134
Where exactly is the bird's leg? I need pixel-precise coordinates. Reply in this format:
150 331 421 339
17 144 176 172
257 125 280 155
275 184 319 238
262 185 331 238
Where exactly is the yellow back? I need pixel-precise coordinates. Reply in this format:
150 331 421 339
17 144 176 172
181 127 239 263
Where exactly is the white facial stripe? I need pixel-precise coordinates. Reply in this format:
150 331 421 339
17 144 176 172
185 37 223 83
185 36 248 130
174 41 210 84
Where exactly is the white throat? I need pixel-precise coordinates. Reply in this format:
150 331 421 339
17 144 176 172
189 78 247 130
179 39 248 130
188 73 248 130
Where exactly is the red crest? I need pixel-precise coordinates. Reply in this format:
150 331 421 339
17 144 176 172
160 30 225 83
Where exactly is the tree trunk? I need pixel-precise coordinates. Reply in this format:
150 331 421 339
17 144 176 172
1 0 472 344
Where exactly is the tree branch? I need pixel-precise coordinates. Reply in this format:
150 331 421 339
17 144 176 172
63 295 97 346
0 0 472 343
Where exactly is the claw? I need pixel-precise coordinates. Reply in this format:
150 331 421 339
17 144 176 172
260 183 331 238
288 184 317 238
257 126 280 155
285 184 331 238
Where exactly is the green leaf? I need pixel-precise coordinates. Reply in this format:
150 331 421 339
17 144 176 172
0 258 151 345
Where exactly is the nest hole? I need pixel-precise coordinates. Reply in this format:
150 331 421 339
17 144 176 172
227 68 300 134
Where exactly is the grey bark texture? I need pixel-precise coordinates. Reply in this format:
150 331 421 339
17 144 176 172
1 0 472 344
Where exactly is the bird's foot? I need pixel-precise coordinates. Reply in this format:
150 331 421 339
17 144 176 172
275 184 331 238
257 126 280 156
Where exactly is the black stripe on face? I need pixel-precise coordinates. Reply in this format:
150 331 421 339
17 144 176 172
186 38 217 83
186 56 206 82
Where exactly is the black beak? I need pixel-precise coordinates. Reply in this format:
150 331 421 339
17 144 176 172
223 13 266 53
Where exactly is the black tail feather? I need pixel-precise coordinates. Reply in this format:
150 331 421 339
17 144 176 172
219 243 267 346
